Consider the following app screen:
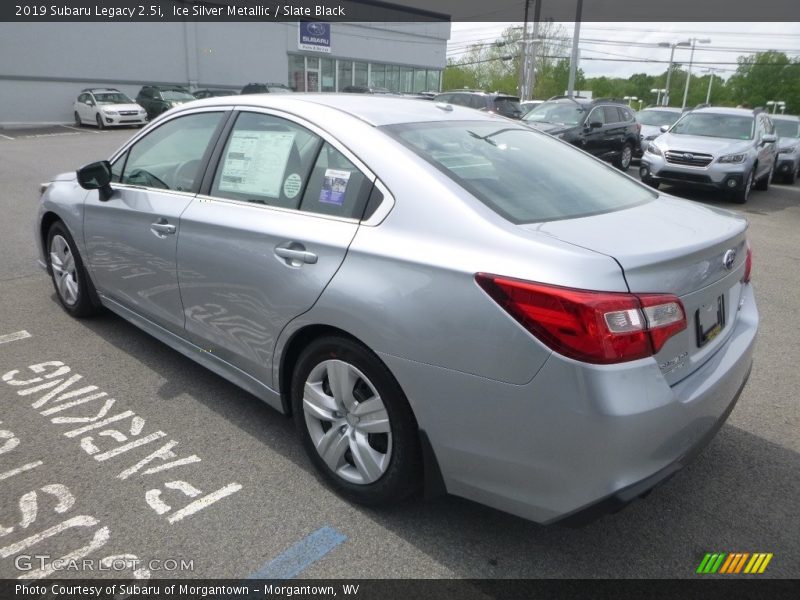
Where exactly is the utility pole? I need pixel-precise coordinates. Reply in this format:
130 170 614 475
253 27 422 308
518 0 530 101
527 0 541 99
566 0 583 98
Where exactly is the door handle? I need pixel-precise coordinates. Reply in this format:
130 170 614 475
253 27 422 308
274 244 318 265
150 219 176 237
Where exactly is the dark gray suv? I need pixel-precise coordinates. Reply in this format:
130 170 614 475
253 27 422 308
434 90 523 119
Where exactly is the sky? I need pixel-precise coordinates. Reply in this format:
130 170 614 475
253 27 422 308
448 22 800 80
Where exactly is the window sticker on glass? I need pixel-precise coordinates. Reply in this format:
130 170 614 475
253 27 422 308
320 169 351 206
219 130 296 197
283 173 302 199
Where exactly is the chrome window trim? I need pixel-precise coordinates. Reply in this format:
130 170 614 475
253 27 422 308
191 193 361 225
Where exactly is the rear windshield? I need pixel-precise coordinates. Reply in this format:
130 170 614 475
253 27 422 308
523 101 585 126
161 90 195 101
384 121 655 224
670 113 754 140
493 97 522 117
636 110 681 127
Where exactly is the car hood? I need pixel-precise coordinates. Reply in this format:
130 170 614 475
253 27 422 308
654 132 752 156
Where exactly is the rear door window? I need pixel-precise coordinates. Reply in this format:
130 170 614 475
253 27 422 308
298 143 372 219
603 106 621 123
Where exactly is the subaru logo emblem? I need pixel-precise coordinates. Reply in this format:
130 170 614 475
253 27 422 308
308 23 326 35
723 249 736 270
683 153 694 161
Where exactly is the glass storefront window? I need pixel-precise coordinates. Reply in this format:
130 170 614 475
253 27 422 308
370 64 385 89
354 62 368 87
385 65 399 93
400 67 414 93
289 55 305 92
321 57 335 92
414 69 427 93
337 60 352 91
427 70 441 92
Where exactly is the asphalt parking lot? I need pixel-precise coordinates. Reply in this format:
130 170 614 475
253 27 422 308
0 125 798 580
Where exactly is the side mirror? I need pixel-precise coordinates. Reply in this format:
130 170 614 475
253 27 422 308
660 124 670 133
77 161 113 201
761 133 777 144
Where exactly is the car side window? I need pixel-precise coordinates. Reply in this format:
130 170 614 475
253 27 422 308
449 94 469 107
210 111 322 209
588 107 605 125
120 112 224 192
470 96 485 110
299 142 372 219
603 106 620 123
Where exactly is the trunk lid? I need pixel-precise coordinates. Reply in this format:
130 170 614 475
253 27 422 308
522 195 749 384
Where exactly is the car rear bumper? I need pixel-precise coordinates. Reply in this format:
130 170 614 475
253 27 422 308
380 284 758 524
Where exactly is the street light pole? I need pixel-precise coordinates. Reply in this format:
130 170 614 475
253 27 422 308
659 40 690 106
681 37 711 110
704 68 718 104
566 0 583 98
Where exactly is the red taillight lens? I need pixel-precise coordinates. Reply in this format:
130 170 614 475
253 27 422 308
742 241 752 283
476 274 686 364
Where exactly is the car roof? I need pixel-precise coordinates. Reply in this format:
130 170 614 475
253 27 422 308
438 90 519 98
186 93 510 127
639 106 682 112
771 114 799 122
82 88 120 93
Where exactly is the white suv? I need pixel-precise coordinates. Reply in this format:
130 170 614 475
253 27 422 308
73 88 147 129
640 107 778 203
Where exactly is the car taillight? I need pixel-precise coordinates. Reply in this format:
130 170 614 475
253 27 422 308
742 241 752 283
475 274 686 365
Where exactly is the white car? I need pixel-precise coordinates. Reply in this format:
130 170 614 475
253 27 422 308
73 88 148 129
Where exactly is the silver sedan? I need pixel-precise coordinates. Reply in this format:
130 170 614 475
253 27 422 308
35 94 758 524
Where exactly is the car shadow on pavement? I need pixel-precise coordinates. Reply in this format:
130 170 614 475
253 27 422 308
71 300 799 579
659 183 800 216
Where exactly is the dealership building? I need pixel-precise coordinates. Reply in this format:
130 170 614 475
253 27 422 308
0 15 449 125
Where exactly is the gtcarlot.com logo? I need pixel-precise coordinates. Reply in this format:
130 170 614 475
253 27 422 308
696 552 773 574
15 555 194 573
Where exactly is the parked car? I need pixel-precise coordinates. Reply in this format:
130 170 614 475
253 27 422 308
770 114 800 184
135 85 195 120
522 96 641 170
193 89 239 99
35 95 757 525
240 82 293 94
634 107 683 159
641 107 778 203
520 99 543 115
73 88 147 129
341 85 393 94
434 90 523 119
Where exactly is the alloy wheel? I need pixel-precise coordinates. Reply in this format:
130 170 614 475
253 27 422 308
621 146 632 169
50 235 79 306
302 359 392 485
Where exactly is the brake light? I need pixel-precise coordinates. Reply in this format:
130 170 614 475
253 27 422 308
475 274 686 364
742 241 752 283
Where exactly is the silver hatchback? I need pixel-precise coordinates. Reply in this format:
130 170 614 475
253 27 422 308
35 95 758 524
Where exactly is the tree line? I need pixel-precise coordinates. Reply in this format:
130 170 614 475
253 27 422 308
444 27 800 114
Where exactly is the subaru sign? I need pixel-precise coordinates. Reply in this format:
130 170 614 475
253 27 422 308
298 22 331 53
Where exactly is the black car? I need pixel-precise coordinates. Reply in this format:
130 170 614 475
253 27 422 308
341 85 393 94
135 85 196 120
193 89 239 99
522 96 641 170
433 90 523 119
240 83 293 94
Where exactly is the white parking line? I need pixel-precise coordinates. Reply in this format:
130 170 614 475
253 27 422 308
0 133 14 140
60 124 98 135
0 330 32 345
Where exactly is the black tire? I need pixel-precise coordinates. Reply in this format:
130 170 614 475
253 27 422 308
754 163 771 191
786 165 798 185
74 112 82 127
95 113 104 130
614 142 633 170
729 169 753 204
46 222 99 318
292 335 422 507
